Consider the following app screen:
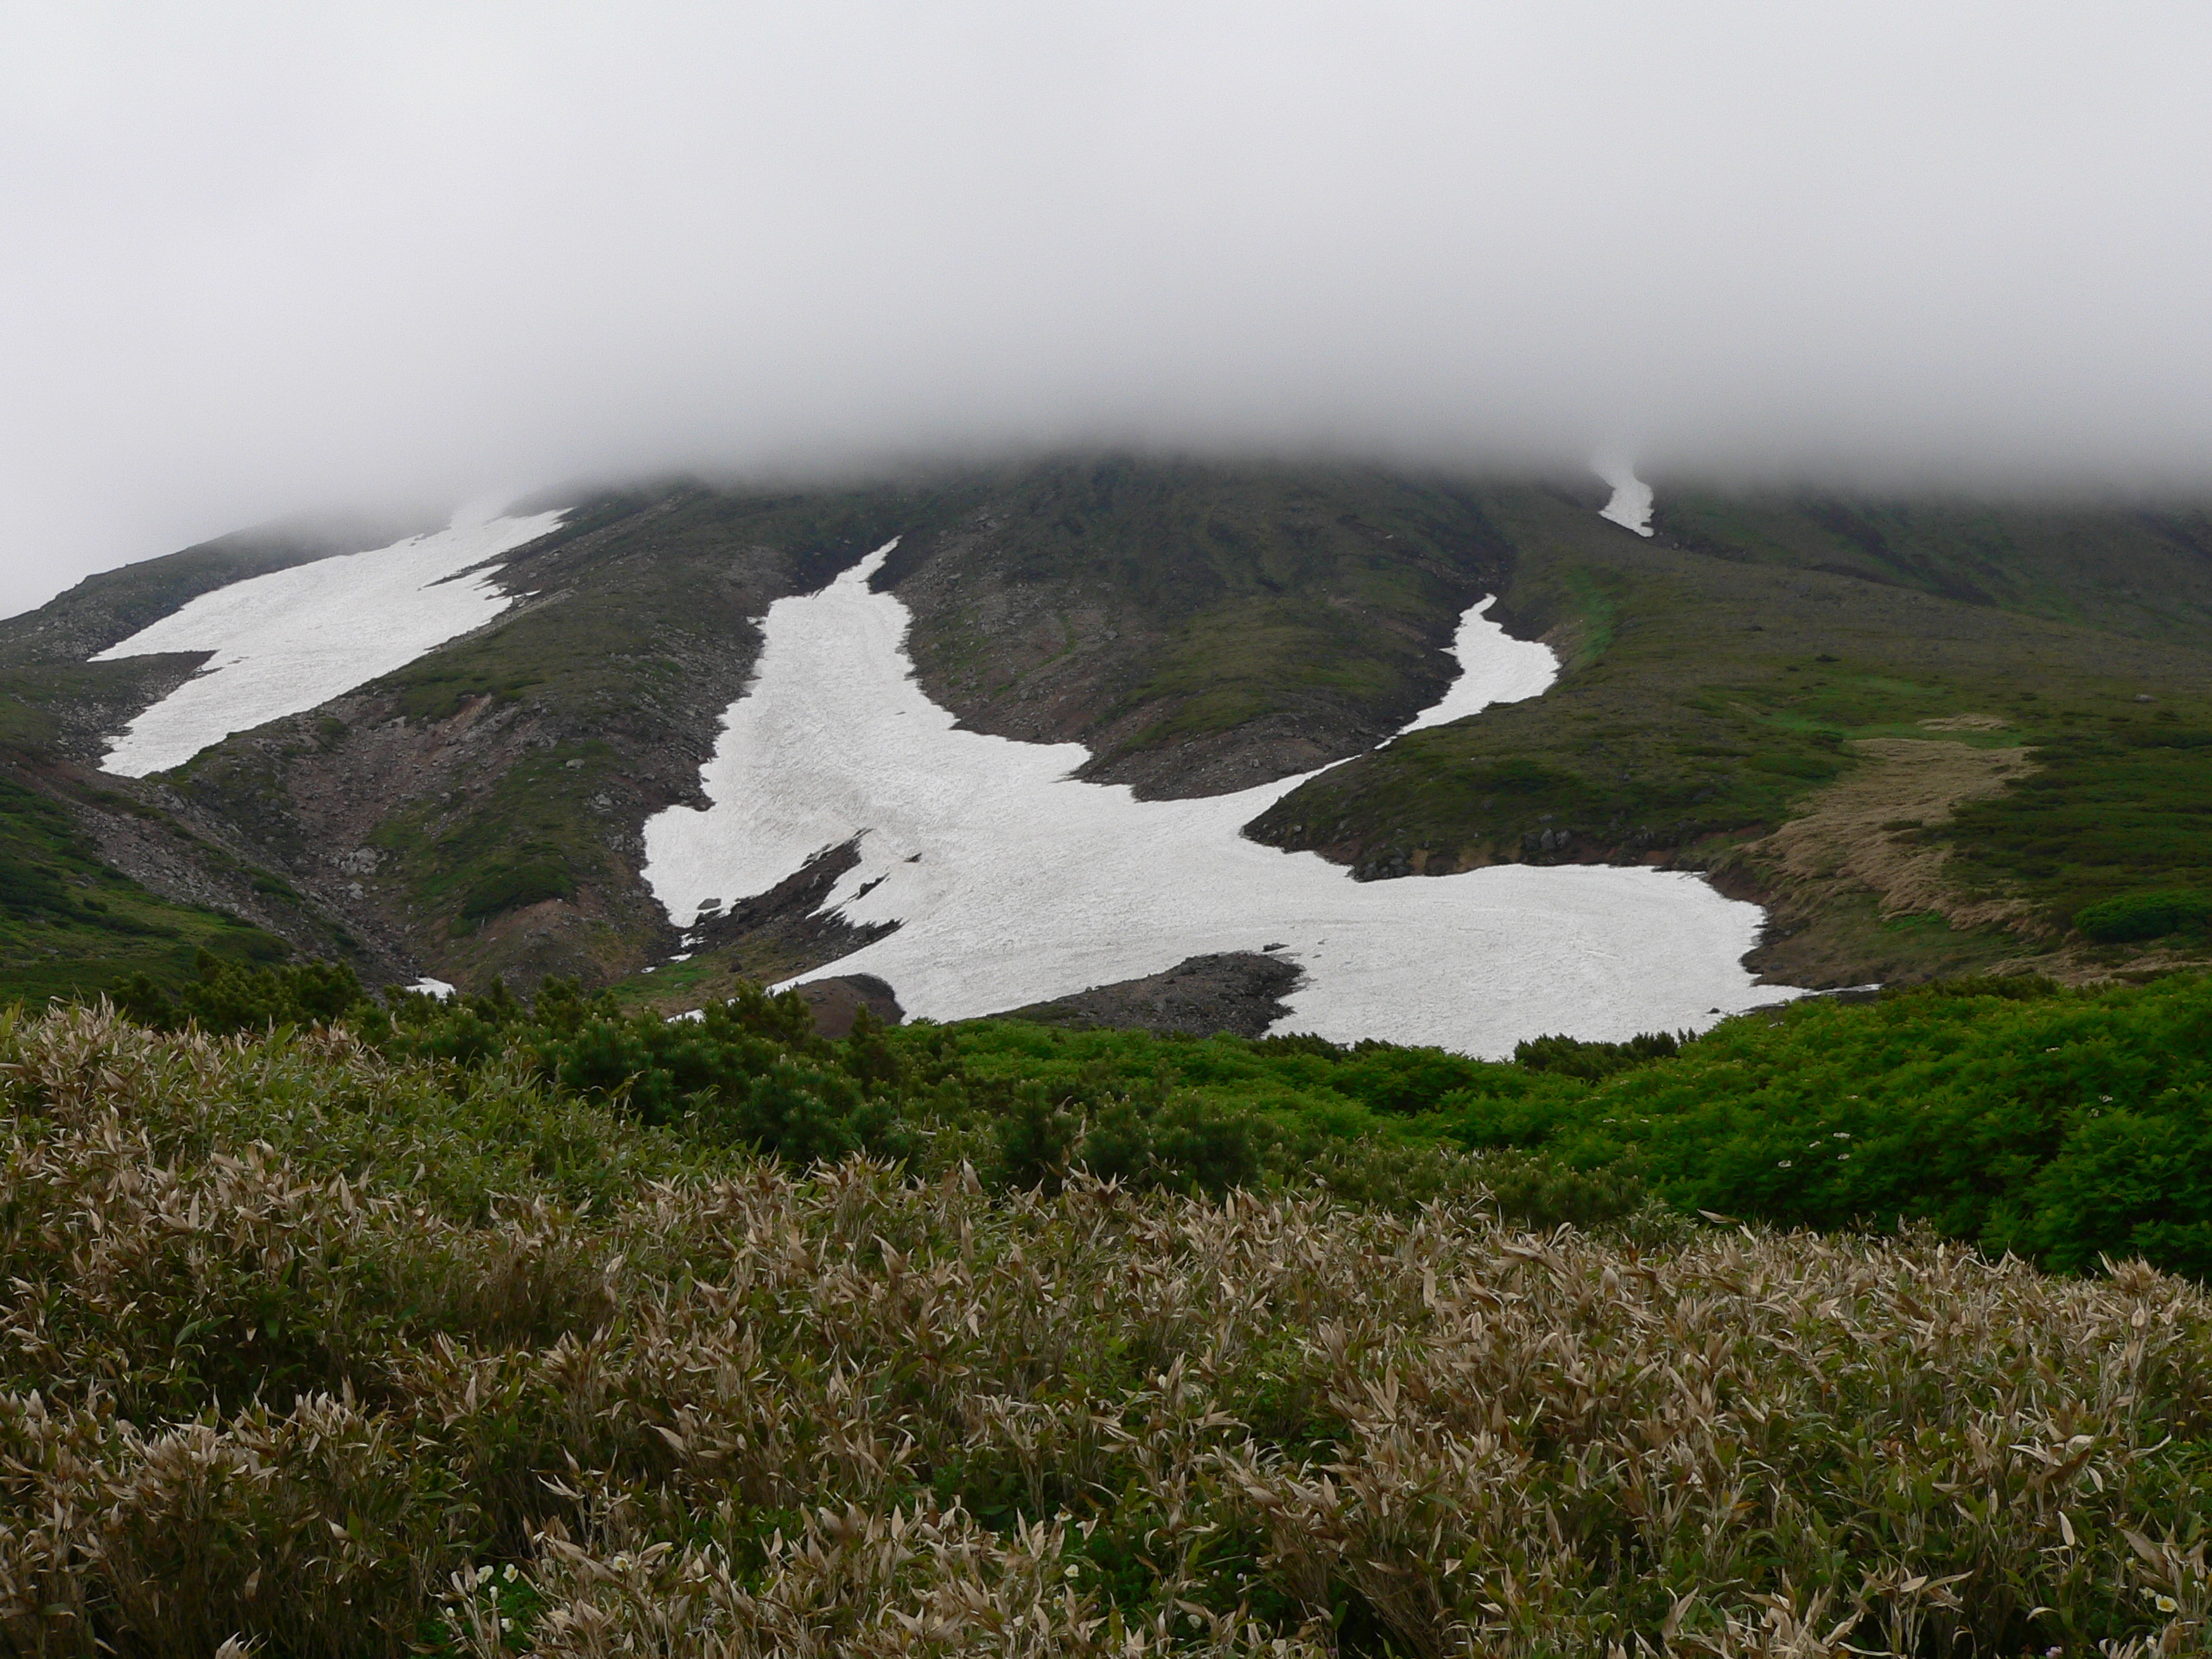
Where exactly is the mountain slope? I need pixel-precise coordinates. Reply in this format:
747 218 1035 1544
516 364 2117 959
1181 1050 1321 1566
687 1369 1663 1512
145 463 1531 993
0 515 456 1000
3 458 2209 1010
880 457 1516 796
0 512 434 669
1654 491 2212 645
1246 485 2212 983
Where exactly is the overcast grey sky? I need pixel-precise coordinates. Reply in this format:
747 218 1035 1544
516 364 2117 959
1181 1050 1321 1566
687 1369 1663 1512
3 3 2209 615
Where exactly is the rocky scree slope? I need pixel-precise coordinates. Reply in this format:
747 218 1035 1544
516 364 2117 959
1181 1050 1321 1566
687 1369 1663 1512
48 461 1525 997
0 514 456 997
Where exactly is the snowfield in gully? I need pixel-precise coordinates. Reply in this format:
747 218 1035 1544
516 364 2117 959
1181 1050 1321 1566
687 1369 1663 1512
92 507 563 777
647 545 1800 1054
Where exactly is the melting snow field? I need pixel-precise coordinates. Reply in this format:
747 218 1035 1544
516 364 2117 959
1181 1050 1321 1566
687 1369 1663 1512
1596 460 1655 537
645 546 1799 1056
92 507 563 776
1395 597 1556 736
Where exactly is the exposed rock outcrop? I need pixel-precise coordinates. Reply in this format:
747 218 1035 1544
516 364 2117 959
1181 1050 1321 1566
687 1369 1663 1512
991 950 1303 1039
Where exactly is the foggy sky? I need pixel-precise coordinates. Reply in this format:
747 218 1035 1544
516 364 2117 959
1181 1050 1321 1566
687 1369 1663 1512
4 3 2210 616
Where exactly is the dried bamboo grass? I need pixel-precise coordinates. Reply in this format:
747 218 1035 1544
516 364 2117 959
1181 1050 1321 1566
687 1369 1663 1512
0 1007 2203 1657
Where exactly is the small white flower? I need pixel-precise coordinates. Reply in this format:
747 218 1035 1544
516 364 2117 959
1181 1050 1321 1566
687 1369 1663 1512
1778 1160 1793 1168
2155 1593 2180 1613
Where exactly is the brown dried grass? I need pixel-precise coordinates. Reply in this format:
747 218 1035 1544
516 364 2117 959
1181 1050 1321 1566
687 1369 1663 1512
0 1006 2206 1658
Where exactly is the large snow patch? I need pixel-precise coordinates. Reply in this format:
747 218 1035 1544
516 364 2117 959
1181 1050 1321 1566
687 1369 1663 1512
92 507 563 777
644 546 1798 1055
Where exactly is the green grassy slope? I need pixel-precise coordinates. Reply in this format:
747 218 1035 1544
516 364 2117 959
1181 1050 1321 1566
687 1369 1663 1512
1249 484 2212 981
1656 490 2212 646
0 772 291 1002
886 458 1516 785
0 676 332 1006
1944 723 2212 938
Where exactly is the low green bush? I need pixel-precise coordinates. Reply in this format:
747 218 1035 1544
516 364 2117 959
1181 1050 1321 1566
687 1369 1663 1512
112 950 367 1035
1457 973 2212 1277
455 859 574 921
2075 887 2212 942
58 952 2212 1281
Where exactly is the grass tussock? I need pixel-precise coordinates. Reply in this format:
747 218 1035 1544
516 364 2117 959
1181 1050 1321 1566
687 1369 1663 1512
0 1007 2208 1656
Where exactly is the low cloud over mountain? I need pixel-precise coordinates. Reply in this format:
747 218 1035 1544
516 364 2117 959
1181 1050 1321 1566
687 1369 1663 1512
4 3 2210 613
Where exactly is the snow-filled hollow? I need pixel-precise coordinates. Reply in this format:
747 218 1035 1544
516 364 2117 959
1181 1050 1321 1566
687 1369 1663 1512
643 545 1802 1056
1596 460 1655 537
1395 596 1556 736
91 507 565 776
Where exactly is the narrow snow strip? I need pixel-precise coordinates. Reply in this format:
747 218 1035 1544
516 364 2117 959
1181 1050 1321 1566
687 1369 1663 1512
643 546 1802 1057
1396 598 1556 734
91 507 564 776
407 977 457 1000
1595 459 1655 537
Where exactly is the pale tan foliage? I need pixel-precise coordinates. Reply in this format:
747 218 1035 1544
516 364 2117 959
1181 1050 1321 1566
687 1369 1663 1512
0 1007 2204 1657
1738 735 2036 932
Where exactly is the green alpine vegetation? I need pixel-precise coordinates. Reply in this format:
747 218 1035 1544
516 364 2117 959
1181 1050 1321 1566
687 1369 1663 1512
1943 721 2212 937
99 955 2212 1282
1252 485 2212 983
1 982 2209 1656
0 776 292 1003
